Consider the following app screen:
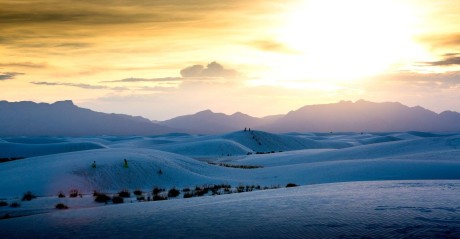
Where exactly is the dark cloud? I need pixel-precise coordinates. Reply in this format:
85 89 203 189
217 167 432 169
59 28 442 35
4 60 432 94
31 81 127 90
0 0 247 26
0 72 24 80
422 53 460 66
180 62 238 79
103 77 182 83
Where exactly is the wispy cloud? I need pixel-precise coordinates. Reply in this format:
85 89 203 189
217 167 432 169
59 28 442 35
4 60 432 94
0 72 24 80
0 62 47 68
378 71 460 89
103 77 183 83
422 53 460 66
248 39 299 54
419 33 460 49
31 81 127 90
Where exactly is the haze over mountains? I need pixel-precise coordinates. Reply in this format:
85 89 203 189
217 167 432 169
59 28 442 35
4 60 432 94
1 99 459 136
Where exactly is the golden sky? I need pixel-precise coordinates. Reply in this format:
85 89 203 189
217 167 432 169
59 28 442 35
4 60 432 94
1 0 460 119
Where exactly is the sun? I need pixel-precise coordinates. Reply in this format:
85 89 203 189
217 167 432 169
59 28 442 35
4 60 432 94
269 0 425 85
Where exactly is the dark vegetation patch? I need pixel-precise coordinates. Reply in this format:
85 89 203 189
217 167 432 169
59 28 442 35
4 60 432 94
55 203 69 209
118 189 130 198
94 192 111 203
152 187 165 195
0 157 24 163
112 196 124 204
286 183 299 188
22 191 36 201
168 188 180 198
208 162 263 169
0 201 8 207
69 189 80 198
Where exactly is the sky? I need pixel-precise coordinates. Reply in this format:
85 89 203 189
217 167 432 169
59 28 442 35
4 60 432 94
1 0 460 120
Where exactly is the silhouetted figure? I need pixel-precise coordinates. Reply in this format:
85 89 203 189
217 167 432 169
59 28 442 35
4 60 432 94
158 169 162 175
244 128 247 132
92 161 96 169
249 128 251 131
124 159 128 168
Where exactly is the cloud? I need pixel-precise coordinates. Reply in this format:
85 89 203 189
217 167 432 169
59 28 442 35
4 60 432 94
248 40 299 54
0 62 47 68
180 62 238 79
0 72 24 80
105 62 241 85
377 71 460 89
103 77 182 83
31 81 127 90
422 53 460 66
419 33 460 49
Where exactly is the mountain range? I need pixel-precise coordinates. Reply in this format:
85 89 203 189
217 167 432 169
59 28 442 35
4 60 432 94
1 99 459 136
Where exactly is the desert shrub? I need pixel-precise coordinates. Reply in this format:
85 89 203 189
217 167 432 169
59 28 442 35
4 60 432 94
0 201 8 207
183 192 193 198
94 193 111 203
1 213 11 219
153 195 167 201
136 195 145 201
168 188 180 198
118 189 131 198
286 183 298 188
22 191 37 201
112 196 124 204
69 189 79 198
55 203 69 209
10 202 20 208
133 189 143 196
182 187 191 192
58 192 66 198
152 187 165 195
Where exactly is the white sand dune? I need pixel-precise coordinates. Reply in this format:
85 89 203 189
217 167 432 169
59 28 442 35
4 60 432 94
1 131 460 238
1 180 459 239
0 141 106 158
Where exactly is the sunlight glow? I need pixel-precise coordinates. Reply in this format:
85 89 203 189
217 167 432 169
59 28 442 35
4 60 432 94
271 0 426 84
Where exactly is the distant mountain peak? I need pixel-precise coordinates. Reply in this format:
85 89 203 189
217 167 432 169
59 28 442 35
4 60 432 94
52 100 75 107
196 109 214 114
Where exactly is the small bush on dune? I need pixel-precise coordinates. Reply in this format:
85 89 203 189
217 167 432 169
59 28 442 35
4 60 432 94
133 189 143 196
22 191 37 201
10 202 20 208
183 192 193 198
94 193 111 203
58 192 66 198
168 188 180 198
0 201 8 207
152 187 165 195
69 189 79 198
112 196 124 204
153 195 167 201
55 203 69 209
118 189 130 198
286 183 298 188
